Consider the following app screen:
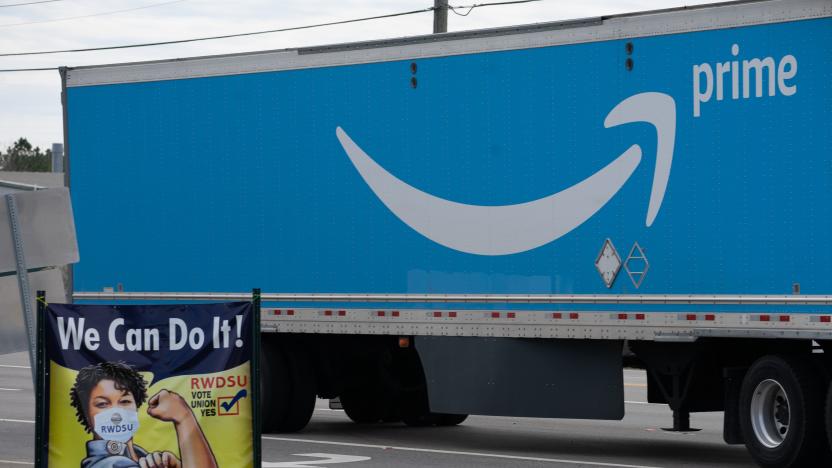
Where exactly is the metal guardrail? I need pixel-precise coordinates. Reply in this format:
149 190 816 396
72 292 832 306
0 180 43 191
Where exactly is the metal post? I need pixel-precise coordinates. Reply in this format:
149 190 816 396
35 290 46 468
433 0 448 33
251 288 262 468
5 193 37 388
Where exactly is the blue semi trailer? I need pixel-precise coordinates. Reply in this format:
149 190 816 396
64 0 832 466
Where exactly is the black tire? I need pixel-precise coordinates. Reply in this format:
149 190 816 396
402 412 439 427
340 388 388 424
260 340 289 433
280 345 317 432
436 413 468 426
826 381 832 453
739 355 827 467
260 340 316 433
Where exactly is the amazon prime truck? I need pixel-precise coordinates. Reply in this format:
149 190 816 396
63 0 832 466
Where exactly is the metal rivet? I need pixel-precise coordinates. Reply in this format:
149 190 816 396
410 62 417 74
411 76 418 88
625 42 634 55
625 58 634 71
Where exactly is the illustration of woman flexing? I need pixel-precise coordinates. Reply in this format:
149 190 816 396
70 362 218 468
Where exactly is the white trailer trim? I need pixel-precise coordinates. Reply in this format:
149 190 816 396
64 0 832 87
262 308 832 341
73 292 832 341
72 291 832 305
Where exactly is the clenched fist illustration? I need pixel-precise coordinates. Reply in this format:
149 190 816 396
147 389 192 425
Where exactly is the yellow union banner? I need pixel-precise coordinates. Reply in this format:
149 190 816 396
37 302 258 468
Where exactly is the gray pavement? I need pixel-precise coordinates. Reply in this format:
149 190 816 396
0 351 754 467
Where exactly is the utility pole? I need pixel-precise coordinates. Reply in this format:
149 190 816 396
433 0 448 33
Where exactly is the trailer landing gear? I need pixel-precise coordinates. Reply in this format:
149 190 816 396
662 409 700 432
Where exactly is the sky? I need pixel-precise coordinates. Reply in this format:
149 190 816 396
0 0 725 151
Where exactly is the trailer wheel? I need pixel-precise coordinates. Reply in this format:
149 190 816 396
260 340 316 433
402 412 439 427
260 340 289 432
340 388 389 424
826 381 832 453
739 355 826 467
436 413 468 426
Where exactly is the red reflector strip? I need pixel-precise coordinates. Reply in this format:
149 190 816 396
779 315 790 322
552 312 563 319
686 314 697 321
704 314 715 321
287 310 294 316
377 311 386 317
635 313 645 320
507 312 516 319
324 310 332 316
338 310 346 316
822 316 831 323
433 311 442 318
618 313 628 320
273 310 281 315
449 311 457 318
759 315 771 322
491 312 501 318
392 311 400 317
569 313 579 320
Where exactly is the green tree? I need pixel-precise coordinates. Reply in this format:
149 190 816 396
0 138 51 172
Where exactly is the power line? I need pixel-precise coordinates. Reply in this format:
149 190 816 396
0 7 435 57
449 0 541 17
0 0 187 28
0 0 63 7
0 0 546 70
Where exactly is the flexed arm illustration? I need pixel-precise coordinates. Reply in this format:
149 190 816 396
147 389 218 468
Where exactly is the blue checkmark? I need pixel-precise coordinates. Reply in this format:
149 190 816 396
220 389 248 412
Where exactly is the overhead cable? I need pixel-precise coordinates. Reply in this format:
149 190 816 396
0 0 546 70
0 0 63 7
0 0 187 28
0 7 435 57
449 0 541 16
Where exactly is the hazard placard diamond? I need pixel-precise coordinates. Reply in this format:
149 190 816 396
595 239 621 288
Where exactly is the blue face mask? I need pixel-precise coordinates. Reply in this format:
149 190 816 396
93 407 140 442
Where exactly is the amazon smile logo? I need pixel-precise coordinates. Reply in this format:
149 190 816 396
336 92 676 256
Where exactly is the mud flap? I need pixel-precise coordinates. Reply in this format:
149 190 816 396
415 336 624 419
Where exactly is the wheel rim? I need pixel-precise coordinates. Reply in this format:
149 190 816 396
750 379 791 448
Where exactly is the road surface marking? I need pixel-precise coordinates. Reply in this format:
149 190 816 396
263 436 664 468
264 453 371 467
0 418 35 424
624 383 647 388
0 460 33 465
0 388 22 391
0 364 30 369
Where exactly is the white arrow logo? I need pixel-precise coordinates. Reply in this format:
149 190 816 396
336 92 675 256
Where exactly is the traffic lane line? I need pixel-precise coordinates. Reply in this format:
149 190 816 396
0 365 30 369
263 436 665 468
0 460 32 465
0 418 34 424
0 388 22 391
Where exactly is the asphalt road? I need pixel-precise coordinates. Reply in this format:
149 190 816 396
0 351 755 467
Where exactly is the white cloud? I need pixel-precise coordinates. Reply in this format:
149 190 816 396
0 0 721 149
